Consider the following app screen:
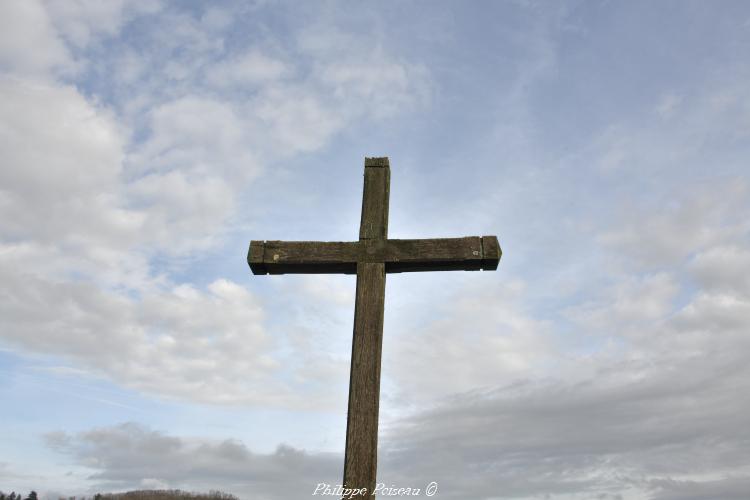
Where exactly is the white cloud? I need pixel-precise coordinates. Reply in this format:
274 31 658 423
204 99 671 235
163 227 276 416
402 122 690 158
43 0 162 49
129 171 236 254
132 96 260 179
199 7 233 32
586 66 750 178
0 26 431 425
649 477 750 500
689 245 750 295
384 279 556 406
315 56 429 119
0 78 127 239
564 273 679 338
253 84 345 154
671 292 750 339
0 74 332 408
300 26 432 120
124 95 266 254
0 77 153 291
378 348 750 499
46 423 340 499
0 268 304 407
0 4 433 408
0 0 73 77
597 178 750 270
205 51 290 88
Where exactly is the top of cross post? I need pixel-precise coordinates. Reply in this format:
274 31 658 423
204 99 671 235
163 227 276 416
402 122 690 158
364 157 389 168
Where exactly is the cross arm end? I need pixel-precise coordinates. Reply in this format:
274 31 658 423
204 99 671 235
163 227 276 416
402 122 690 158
481 236 501 271
248 240 268 275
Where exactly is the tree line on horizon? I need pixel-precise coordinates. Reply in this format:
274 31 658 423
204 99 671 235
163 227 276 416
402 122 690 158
0 492 37 500
0 491 238 500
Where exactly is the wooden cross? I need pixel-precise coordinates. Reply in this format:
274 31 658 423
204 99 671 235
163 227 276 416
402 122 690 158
248 157 501 498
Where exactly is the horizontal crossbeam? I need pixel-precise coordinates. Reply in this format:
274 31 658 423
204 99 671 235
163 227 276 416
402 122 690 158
248 236 501 275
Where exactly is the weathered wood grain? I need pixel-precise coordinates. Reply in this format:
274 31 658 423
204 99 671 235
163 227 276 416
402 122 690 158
248 240 359 275
359 159 390 240
344 158 390 498
383 237 483 272
248 236 501 274
342 262 385 498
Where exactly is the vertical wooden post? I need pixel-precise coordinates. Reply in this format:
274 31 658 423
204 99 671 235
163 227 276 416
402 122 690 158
343 261 385 497
342 158 390 498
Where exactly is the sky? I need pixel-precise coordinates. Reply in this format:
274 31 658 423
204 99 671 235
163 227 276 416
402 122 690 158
1 1 750 499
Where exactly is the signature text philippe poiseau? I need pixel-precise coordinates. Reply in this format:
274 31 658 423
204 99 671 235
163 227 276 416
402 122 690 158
312 482 438 497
